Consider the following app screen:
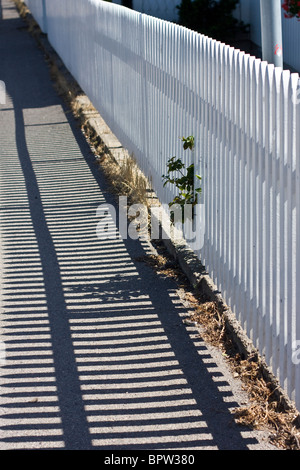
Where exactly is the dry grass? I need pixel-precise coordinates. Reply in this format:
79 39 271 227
232 359 300 450
13 0 29 18
96 152 150 209
134 254 168 269
48 62 86 119
182 291 300 450
134 239 190 282
135 248 299 450
134 251 185 280
188 299 227 347
13 0 40 37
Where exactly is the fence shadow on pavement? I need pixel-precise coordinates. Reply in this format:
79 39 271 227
0 1 267 450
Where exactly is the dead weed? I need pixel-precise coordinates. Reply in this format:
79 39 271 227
13 0 41 37
189 300 227 347
95 152 150 210
134 251 185 282
230 357 300 450
182 291 300 450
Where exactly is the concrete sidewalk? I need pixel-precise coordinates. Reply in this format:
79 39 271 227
0 0 275 451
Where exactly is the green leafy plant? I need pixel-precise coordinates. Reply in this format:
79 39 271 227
162 136 201 222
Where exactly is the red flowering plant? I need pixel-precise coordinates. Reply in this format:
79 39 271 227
282 0 300 20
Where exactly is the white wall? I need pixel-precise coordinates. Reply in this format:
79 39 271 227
235 0 300 72
111 0 179 22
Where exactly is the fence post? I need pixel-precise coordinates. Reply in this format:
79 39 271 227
260 0 283 67
0 80 5 105
42 0 47 34
296 76 300 411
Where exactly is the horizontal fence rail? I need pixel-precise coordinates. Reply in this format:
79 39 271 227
24 0 300 411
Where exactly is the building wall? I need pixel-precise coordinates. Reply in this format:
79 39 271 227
234 0 300 72
111 0 179 22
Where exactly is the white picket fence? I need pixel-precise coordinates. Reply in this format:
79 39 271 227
24 0 300 411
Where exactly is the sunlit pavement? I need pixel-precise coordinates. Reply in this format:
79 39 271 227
0 0 276 450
